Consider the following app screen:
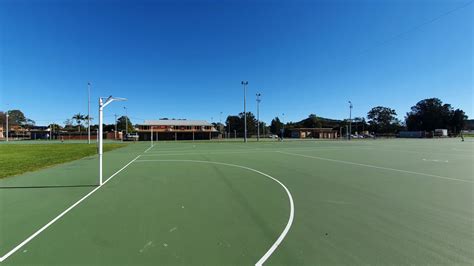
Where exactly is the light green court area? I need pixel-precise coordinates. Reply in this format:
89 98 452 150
0 139 473 265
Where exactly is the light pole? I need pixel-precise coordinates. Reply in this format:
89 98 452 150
348 101 353 140
123 106 128 135
99 96 127 185
151 126 154 147
114 114 118 140
256 93 261 141
281 113 285 141
88 82 91 144
241 81 248 142
5 111 9 142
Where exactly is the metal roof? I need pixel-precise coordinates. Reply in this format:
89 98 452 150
142 120 213 126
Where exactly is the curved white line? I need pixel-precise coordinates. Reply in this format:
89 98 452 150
134 159 294 266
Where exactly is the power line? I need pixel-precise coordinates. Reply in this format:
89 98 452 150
346 1 473 62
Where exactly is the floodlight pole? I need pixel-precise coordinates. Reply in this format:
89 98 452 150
241 81 248 143
114 114 118 140
5 111 9 142
151 126 153 147
99 96 127 185
281 113 285 141
348 101 353 140
256 93 261 141
124 107 128 135
88 82 91 144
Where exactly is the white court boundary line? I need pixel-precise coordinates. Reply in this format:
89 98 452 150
144 144 154 153
278 151 473 184
141 146 375 156
0 154 142 263
134 159 295 266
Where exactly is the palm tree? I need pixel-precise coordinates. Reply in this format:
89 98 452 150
72 113 85 132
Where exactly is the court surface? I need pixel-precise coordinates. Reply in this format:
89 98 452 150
1 139 473 265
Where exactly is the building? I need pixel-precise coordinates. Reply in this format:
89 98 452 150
136 120 219 141
290 128 339 139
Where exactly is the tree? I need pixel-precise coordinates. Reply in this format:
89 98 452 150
450 109 467 134
270 117 283 135
4 110 28 126
405 98 464 132
224 112 258 137
64 119 74 130
117 116 134 133
72 113 85 132
302 114 323 128
367 106 400 133
225 115 240 135
353 117 368 133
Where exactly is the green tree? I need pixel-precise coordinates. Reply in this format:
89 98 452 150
224 113 258 137
405 98 463 132
72 113 85 132
117 116 134 133
302 114 323 128
4 110 31 126
450 109 467 134
270 117 283 135
367 106 400 133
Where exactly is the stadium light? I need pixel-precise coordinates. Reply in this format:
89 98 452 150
88 82 91 144
123 106 128 135
5 110 9 142
281 113 285 141
348 101 353 140
99 96 127 185
256 93 261 141
241 81 248 143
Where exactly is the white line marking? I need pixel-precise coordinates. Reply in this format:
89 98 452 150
278 151 473 184
422 158 449 163
133 159 294 266
144 144 154 153
0 154 142 263
141 147 374 157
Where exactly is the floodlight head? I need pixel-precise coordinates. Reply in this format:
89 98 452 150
241 81 248 85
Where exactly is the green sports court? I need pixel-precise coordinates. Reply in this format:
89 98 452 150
0 139 472 265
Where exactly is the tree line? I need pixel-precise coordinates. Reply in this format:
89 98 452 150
0 110 135 133
262 98 467 136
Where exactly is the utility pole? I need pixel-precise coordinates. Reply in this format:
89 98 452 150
241 81 248 142
123 106 128 135
220 111 222 137
256 93 261 141
88 82 91 144
281 113 285 141
114 114 118 140
348 101 353 140
5 111 9 142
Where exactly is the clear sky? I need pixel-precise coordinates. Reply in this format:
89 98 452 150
1 0 472 126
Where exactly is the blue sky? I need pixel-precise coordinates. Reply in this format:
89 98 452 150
1 0 472 125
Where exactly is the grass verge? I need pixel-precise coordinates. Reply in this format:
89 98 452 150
0 143 127 179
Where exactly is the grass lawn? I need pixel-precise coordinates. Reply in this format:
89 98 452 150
0 143 127 179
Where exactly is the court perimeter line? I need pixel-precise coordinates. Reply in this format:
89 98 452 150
134 159 294 266
0 154 143 263
144 144 154 153
277 151 473 184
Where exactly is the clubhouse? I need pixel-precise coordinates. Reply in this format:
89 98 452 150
136 120 219 141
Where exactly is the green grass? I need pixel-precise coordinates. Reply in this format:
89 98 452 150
0 143 127 179
0 139 472 265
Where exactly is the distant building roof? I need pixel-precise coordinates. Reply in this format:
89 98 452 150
142 120 213 126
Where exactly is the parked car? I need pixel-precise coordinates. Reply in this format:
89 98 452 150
124 133 139 141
